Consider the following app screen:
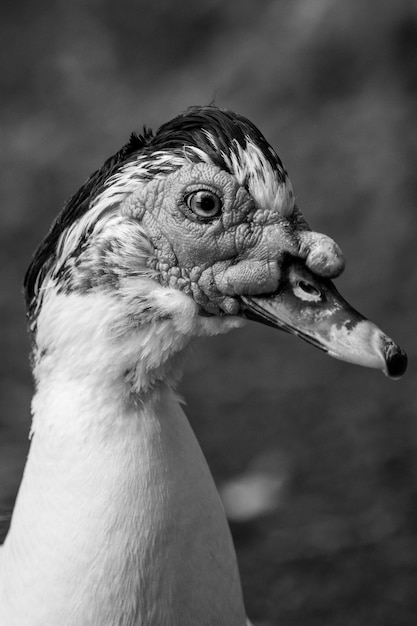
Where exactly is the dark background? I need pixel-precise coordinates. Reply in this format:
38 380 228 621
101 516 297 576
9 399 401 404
1 1 416 624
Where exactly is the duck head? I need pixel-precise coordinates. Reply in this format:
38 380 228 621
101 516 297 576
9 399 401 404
25 106 407 380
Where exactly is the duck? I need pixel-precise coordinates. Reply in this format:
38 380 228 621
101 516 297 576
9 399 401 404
0 105 407 626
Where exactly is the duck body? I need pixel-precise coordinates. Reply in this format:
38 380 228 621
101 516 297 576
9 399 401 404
0 289 246 625
0 106 406 625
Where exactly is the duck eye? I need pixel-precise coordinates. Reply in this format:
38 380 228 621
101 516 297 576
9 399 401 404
185 190 222 219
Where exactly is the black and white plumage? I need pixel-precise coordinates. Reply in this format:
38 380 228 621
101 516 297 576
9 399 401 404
25 108 294 324
0 106 407 625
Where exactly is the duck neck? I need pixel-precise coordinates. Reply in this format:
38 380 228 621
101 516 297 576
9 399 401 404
1 291 246 625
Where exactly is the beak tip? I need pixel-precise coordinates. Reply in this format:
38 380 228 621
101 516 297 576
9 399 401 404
383 343 408 380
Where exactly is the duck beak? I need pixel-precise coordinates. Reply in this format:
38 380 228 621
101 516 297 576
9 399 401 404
239 260 407 379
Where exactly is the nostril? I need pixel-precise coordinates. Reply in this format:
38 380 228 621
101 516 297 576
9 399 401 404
293 279 322 302
298 280 320 297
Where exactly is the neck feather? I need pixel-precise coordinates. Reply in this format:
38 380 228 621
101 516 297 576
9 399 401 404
31 279 243 400
0 283 246 625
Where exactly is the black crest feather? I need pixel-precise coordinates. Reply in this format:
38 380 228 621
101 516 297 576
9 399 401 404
148 105 285 176
24 129 152 315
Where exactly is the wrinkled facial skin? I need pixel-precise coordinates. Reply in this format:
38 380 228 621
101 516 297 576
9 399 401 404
126 162 341 315
123 160 406 379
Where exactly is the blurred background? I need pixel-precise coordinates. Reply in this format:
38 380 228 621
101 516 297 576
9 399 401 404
0 0 416 623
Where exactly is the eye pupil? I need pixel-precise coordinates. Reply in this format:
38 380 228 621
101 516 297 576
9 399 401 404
199 194 215 211
186 190 222 219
